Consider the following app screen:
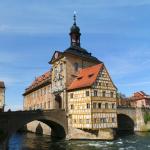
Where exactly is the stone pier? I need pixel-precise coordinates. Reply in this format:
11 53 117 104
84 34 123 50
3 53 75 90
67 126 115 140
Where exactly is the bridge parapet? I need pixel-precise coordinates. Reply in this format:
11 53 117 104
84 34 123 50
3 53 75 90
117 107 150 132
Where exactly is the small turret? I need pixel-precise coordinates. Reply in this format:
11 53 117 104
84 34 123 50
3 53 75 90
70 12 81 47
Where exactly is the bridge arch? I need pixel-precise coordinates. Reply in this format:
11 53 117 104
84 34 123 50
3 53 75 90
0 110 67 143
12 114 66 140
18 119 66 139
117 113 134 133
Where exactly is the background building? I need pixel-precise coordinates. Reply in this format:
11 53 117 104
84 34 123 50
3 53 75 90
23 15 117 139
0 81 5 112
23 71 52 111
23 71 52 135
116 93 130 107
129 91 150 108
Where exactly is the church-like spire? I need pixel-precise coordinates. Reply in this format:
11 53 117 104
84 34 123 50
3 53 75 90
70 12 81 47
73 11 76 25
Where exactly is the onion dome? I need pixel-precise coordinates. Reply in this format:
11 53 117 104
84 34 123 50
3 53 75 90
70 13 81 47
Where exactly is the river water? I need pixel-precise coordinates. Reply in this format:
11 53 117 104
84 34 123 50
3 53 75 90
4 132 150 150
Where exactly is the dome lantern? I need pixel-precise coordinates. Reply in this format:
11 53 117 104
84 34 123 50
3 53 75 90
69 12 81 47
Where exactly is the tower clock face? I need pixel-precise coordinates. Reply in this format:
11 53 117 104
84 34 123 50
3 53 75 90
55 52 59 59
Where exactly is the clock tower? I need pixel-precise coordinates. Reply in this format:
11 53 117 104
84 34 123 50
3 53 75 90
50 14 101 111
70 14 81 47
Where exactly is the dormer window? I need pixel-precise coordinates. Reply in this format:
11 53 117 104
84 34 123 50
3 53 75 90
88 73 94 78
77 76 82 80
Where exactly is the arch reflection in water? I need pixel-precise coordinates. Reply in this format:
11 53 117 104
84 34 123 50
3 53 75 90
35 123 43 135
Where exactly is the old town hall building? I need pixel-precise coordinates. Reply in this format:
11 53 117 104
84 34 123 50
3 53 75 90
23 15 117 139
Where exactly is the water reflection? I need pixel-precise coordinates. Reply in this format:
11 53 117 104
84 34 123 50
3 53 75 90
6 132 150 150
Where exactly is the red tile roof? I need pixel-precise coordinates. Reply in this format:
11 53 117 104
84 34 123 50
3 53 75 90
133 91 145 97
68 64 103 90
30 71 51 87
24 70 51 95
130 91 150 101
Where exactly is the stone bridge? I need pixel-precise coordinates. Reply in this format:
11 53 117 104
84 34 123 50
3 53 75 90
117 107 150 132
0 107 150 148
0 109 67 144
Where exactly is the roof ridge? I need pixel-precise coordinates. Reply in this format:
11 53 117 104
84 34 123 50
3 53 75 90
79 63 103 72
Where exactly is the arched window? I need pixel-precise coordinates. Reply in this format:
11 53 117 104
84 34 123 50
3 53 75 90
74 63 79 71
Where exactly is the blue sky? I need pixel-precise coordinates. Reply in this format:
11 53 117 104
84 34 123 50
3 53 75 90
1 0 150 110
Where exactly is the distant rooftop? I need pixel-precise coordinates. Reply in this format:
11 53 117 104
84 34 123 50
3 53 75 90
129 91 150 101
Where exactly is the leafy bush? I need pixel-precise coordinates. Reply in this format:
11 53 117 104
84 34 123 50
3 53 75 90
144 112 150 124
